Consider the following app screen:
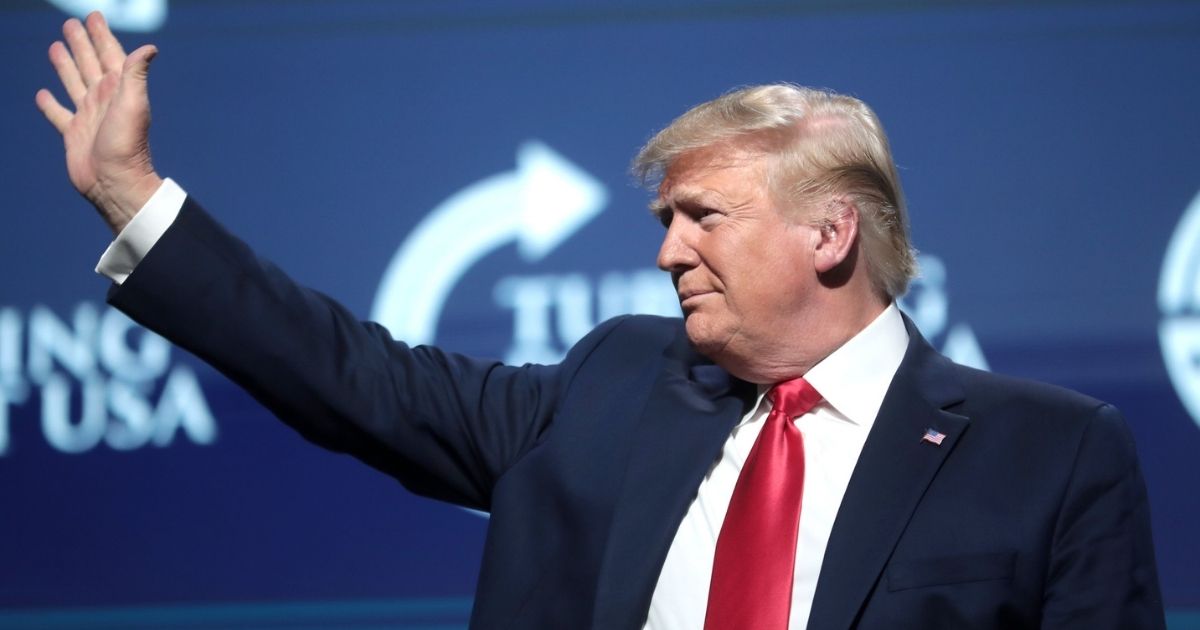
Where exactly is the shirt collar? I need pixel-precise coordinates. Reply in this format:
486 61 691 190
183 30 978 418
803 302 909 427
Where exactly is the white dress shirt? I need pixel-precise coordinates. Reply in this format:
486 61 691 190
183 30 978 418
96 177 185 284
644 303 909 630
96 180 910 630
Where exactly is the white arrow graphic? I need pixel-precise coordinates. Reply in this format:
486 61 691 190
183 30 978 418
370 141 608 345
45 0 168 32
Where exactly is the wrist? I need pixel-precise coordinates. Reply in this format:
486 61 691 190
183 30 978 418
93 170 163 235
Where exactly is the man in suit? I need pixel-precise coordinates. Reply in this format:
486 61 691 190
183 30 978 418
38 12 1164 629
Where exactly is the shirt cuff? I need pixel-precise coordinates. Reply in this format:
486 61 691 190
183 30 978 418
95 177 186 285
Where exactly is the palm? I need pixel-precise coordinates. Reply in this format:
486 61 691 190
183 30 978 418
37 12 160 233
66 68 149 198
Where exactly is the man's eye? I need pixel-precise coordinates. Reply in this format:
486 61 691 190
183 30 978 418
658 212 672 228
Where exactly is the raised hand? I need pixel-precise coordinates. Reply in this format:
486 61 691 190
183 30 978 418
36 11 163 235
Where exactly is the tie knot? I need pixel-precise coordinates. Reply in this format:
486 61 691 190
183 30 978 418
767 377 822 419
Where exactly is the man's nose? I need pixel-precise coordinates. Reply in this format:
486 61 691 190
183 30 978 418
657 218 698 272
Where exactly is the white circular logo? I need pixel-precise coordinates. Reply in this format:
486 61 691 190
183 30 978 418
1159 188 1200 430
370 141 608 347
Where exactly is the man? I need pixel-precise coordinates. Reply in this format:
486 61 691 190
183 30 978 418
38 12 1163 629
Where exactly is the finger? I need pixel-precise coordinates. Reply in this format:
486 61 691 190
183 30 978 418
48 41 87 107
35 88 73 134
63 17 102 88
86 12 127 75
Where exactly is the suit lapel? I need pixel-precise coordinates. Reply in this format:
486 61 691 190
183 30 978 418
591 336 753 629
806 320 970 630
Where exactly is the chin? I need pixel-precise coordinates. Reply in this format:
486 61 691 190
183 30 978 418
684 317 732 361
684 316 762 381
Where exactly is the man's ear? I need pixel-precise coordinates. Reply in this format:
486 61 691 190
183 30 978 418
813 198 859 274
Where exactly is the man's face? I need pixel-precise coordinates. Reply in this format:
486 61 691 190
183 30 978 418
655 147 822 370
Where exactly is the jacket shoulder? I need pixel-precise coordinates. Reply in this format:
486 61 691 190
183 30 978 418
951 363 1108 415
563 315 686 361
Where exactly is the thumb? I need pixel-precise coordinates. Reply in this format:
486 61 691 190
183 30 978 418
120 44 158 99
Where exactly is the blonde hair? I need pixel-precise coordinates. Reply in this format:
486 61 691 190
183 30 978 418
633 84 917 298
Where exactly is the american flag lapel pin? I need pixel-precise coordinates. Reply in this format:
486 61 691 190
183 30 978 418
921 427 946 446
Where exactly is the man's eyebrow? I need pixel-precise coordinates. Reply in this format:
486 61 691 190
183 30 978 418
668 188 727 209
648 187 729 221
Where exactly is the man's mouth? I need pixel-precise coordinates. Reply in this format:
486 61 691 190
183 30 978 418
679 290 713 307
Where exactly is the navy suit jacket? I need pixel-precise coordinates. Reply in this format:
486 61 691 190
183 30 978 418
109 198 1164 629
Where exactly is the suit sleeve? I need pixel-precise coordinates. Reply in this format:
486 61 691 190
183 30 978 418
1041 403 1166 629
107 196 588 511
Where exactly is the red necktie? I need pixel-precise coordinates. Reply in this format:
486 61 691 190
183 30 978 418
704 377 822 630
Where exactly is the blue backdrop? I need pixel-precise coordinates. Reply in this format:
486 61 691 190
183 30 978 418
3 1 1198 627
